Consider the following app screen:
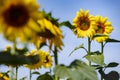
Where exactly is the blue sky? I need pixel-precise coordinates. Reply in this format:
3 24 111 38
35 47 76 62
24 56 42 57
0 0 120 79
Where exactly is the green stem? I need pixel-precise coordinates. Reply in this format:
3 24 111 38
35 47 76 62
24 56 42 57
54 47 58 65
10 66 15 80
88 37 91 66
30 70 32 80
101 42 104 80
10 42 17 80
16 67 18 80
53 47 59 80
101 42 104 54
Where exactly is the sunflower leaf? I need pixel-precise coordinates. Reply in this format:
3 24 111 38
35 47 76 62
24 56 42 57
105 38 120 43
85 51 104 65
106 62 119 68
54 60 98 80
32 71 40 75
69 44 84 56
37 73 53 80
20 77 27 80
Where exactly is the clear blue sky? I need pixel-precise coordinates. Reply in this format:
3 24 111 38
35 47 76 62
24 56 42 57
0 0 120 79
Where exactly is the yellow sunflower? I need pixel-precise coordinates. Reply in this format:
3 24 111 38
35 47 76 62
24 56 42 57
25 49 44 69
43 52 52 68
73 9 96 38
0 0 43 41
94 16 113 43
25 49 52 69
36 18 64 50
31 35 46 49
0 73 9 80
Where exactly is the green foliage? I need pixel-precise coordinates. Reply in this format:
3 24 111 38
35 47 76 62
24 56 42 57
106 62 119 68
20 77 27 80
0 51 39 66
54 60 98 80
32 71 41 75
69 44 86 56
105 38 120 43
37 73 53 80
85 51 104 65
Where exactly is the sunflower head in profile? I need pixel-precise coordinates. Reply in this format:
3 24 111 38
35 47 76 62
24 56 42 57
94 16 114 43
73 9 96 38
35 17 64 50
0 0 43 41
0 72 9 80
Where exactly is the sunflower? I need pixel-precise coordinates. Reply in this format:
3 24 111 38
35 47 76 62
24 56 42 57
36 18 64 50
43 52 52 68
0 0 43 41
73 9 96 38
25 49 52 69
31 35 46 49
25 49 44 69
94 16 113 43
0 73 9 80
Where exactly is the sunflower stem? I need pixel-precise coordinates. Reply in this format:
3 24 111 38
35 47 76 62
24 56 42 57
30 69 32 80
53 47 59 80
88 37 91 66
101 42 104 80
15 67 18 80
10 42 17 80
10 66 14 80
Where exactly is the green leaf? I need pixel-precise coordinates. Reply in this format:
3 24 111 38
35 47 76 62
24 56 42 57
105 71 119 80
106 38 120 43
85 51 104 65
54 60 98 80
15 47 28 55
106 62 119 68
69 60 98 80
69 44 84 56
20 77 27 80
32 71 40 75
54 65 70 78
59 21 75 29
0 51 39 66
37 73 53 80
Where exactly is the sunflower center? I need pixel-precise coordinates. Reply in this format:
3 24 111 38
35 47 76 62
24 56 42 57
79 17 90 31
37 29 55 38
3 4 29 27
44 56 49 63
96 24 105 34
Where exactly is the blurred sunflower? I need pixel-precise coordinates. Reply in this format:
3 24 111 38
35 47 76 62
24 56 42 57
43 52 52 68
73 9 96 38
0 0 43 41
25 49 43 69
36 18 64 50
0 72 9 80
25 49 52 69
31 35 46 49
94 16 113 43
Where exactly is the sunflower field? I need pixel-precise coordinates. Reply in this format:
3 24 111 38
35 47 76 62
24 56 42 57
0 0 120 80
